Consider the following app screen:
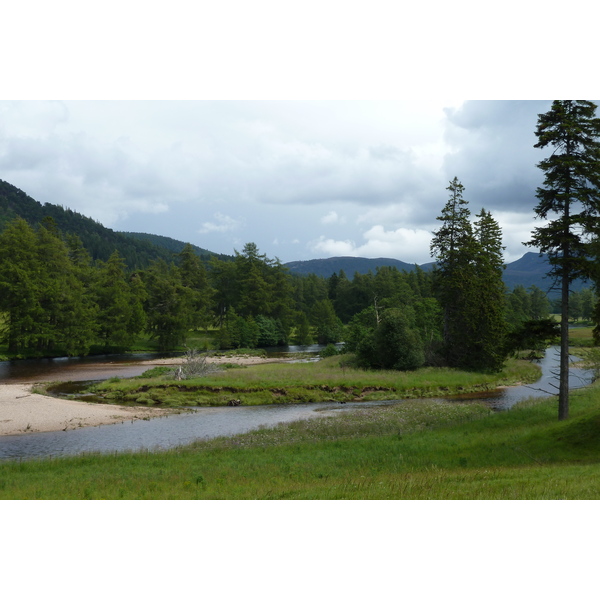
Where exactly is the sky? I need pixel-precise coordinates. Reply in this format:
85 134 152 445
2 3 598 268
0 99 559 265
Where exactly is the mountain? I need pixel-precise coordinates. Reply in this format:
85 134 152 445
502 252 590 294
284 252 591 296
121 231 232 262
0 179 230 269
0 179 594 294
285 256 423 278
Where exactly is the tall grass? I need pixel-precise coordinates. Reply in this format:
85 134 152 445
78 355 541 407
2 379 600 499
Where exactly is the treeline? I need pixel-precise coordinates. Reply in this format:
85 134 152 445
0 213 579 371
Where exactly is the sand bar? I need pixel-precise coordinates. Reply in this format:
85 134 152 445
0 354 295 436
0 383 175 436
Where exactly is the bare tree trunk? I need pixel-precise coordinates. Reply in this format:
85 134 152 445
559 269 570 420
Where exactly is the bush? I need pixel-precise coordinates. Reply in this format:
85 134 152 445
356 308 425 371
320 344 339 358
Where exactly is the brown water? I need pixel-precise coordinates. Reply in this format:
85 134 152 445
0 353 177 384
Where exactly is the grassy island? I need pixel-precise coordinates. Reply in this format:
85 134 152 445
60 354 542 408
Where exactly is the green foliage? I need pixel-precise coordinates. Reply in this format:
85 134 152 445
7 372 600 499
143 260 194 351
355 308 425 371
430 179 508 371
320 343 339 358
526 100 600 420
0 179 185 270
505 318 560 355
311 299 344 344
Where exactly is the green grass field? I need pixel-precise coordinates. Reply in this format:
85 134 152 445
2 325 599 500
3 367 600 499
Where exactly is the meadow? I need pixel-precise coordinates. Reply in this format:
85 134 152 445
2 345 599 499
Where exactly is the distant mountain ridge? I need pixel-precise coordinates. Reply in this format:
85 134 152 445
0 178 593 294
284 254 591 295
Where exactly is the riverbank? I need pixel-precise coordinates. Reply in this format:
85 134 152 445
2 378 600 499
0 354 300 436
1 352 540 436
137 353 297 367
0 384 174 436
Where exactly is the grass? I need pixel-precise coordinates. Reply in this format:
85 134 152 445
569 325 596 347
1 382 600 499
2 332 598 500
59 354 541 408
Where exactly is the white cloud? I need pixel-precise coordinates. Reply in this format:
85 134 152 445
320 210 343 224
198 213 242 234
309 226 434 264
309 236 357 257
0 100 563 263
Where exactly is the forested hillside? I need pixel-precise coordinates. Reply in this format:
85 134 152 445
0 178 595 370
0 179 220 270
121 231 231 262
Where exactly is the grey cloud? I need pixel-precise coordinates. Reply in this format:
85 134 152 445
441 100 552 212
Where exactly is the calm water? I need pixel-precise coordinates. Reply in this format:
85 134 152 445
0 346 593 461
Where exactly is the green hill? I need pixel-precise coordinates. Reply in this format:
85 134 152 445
121 231 231 262
0 179 230 269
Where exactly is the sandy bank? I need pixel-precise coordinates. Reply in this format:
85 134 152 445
0 354 297 436
0 384 173 436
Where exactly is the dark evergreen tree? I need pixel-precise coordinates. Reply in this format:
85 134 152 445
431 181 508 370
311 299 344 344
35 220 96 355
528 285 551 320
526 100 600 420
94 251 146 350
430 178 479 368
143 260 194 351
0 218 44 353
177 243 214 331
470 208 508 371
355 307 425 371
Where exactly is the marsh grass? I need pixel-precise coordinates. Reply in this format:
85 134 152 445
80 355 541 407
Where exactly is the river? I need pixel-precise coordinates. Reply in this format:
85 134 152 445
0 346 593 461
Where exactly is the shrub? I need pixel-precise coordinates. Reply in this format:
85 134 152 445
320 344 339 358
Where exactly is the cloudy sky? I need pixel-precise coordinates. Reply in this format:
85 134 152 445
0 99 560 265
2 2 596 268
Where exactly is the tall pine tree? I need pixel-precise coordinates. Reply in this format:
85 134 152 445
430 178 478 368
526 100 600 420
431 180 508 370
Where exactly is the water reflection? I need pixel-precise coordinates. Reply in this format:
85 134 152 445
0 353 182 384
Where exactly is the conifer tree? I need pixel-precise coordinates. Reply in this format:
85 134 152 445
431 180 508 370
471 208 507 371
526 100 600 420
0 218 42 352
94 251 145 350
430 178 479 367
35 220 96 355
177 243 214 331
